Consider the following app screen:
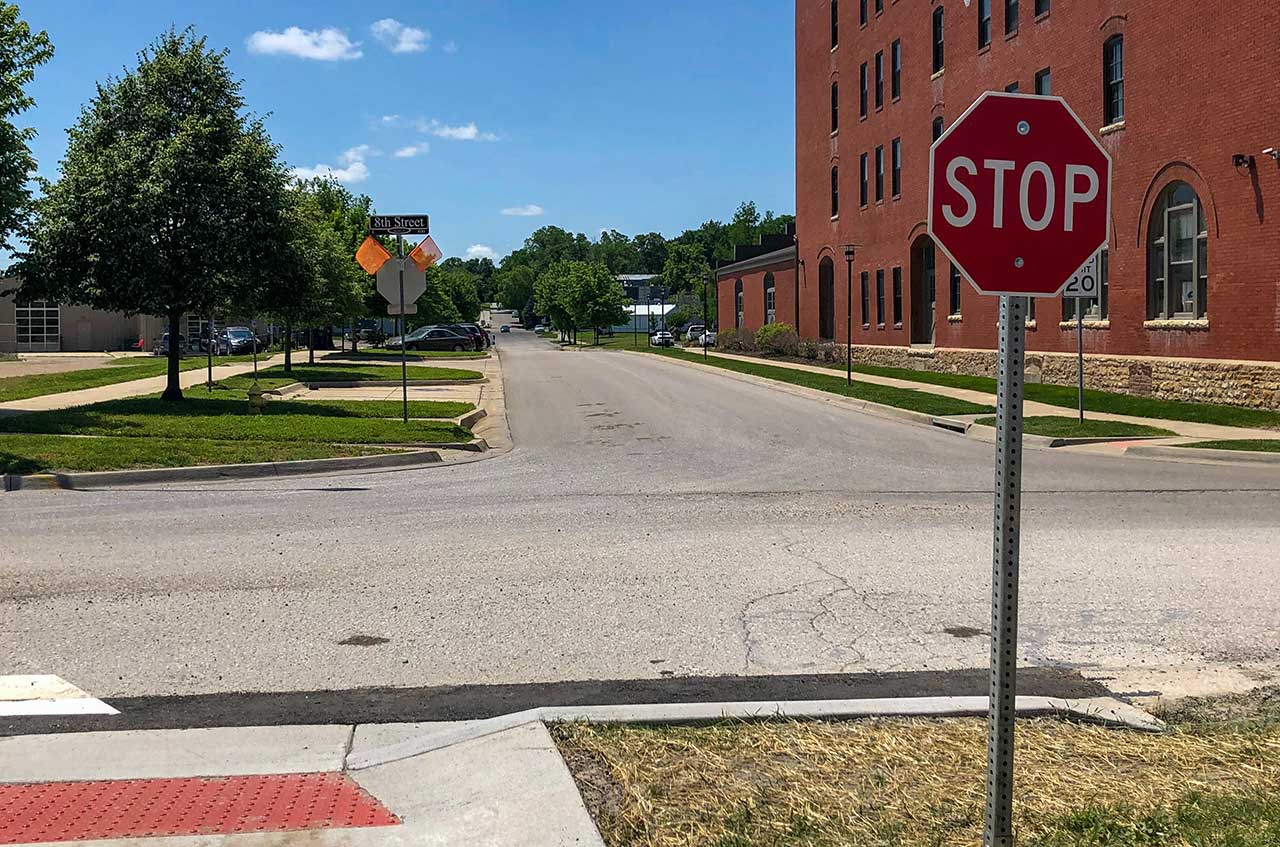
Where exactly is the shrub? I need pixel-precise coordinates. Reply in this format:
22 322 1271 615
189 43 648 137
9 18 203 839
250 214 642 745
755 323 800 357
797 339 820 360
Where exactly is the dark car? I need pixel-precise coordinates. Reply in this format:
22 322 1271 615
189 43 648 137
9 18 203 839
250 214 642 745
406 326 474 352
223 326 261 355
445 324 488 350
154 332 185 355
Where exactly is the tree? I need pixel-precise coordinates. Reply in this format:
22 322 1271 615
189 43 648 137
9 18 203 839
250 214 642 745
17 29 290 400
632 232 668 274
593 229 639 274
300 177 373 350
569 261 630 342
533 260 574 336
441 266 481 322
496 264 535 315
0 4 53 250
660 242 710 296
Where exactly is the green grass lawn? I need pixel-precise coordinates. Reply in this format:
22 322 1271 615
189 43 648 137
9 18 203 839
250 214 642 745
974 416 1176 439
636 346 993 417
0 355 260 402
248 364 482 383
0 393 471 446
1177 439 1280 453
0 434 397 475
785 358 1280 430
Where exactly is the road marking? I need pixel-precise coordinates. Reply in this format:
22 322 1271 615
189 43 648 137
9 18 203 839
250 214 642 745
0 675 118 716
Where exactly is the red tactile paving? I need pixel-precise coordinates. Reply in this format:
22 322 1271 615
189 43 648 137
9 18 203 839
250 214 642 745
0 772 400 844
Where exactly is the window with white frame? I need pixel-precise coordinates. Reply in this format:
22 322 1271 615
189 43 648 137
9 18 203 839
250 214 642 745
735 279 744 329
763 273 776 324
16 301 59 348
1148 182 1207 320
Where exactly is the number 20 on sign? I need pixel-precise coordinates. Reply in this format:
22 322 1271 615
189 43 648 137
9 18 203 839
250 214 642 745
928 92 1112 847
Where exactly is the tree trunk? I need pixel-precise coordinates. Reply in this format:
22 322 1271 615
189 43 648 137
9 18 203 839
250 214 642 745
308 328 315 365
161 310 183 402
284 319 292 373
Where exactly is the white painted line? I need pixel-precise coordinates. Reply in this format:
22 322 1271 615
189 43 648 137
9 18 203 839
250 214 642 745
0 674 118 716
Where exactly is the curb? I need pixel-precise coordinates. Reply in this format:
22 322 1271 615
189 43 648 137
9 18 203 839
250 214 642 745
961 423 1172 449
346 695 1164 771
458 408 488 429
1126 444 1280 465
620 350 944 430
3 449 443 491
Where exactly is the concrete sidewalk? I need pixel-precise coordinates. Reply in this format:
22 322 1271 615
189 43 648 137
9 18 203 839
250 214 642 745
691 349 1279 442
0 354 290 414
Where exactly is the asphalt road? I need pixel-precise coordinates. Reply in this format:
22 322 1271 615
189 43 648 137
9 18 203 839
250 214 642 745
4 329 1279 709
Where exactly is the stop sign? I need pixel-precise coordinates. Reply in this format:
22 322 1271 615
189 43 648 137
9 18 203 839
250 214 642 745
929 93 1111 297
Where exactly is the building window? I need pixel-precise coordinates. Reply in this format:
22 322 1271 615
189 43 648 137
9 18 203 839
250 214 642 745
1103 35 1124 125
15 301 59 348
1005 81 1020 93
860 0 868 27
949 264 961 315
859 62 868 118
891 39 901 100
892 267 903 325
831 82 839 133
932 116 944 141
874 51 884 109
875 0 883 15
1035 67 1051 95
1063 248 1109 321
764 273 777 324
875 269 886 325
1005 0 1019 35
860 271 870 326
831 0 839 49
831 166 840 217
1036 0 1050 16
734 279 744 329
874 145 884 202
859 152 869 206
932 7 945 73
819 258 836 339
1148 181 1208 320
891 137 901 197
978 0 992 48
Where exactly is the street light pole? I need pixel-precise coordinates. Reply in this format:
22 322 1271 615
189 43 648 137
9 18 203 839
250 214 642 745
842 244 857 386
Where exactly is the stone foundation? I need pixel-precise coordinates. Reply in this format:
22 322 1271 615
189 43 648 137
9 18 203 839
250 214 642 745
840 344 1280 411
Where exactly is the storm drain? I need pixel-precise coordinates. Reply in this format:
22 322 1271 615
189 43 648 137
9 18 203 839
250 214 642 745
0 773 399 843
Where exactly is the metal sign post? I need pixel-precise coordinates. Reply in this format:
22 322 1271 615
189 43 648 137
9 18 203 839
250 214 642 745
1063 251 1101 424
397 235 408 424
987 294 1027 847
1077 302 1085 423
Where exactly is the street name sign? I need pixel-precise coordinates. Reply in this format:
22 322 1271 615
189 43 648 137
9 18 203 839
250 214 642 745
369 215 430 236
929 92 1111 297
927 92 1112 847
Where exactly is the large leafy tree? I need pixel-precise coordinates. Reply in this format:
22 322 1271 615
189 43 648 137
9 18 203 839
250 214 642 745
18 29 291 400
496 264 535 315
569 261 630 341
0 3 53 251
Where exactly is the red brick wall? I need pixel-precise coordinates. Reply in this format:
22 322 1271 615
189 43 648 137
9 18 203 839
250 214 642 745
796 0 1280 362
717 261 798 338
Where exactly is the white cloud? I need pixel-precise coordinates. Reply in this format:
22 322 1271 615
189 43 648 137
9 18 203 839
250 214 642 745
246 27 362 61
394 142 430 158
417 119 499 142
443 41 459 54
380 114 401 125
465 244 499 261
371 18 429 53
501 204 545 217
291 145 376 184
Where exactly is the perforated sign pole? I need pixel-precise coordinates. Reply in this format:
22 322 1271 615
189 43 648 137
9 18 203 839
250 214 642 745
986 294 1026 847
397 235 408 424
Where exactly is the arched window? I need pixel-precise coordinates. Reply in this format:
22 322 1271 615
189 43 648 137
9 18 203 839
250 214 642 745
932 7 945 73
1148 181 1207 320
831 82 839 133
764 272 777 324
831 166 840 217
734 279 744 329
1103 35 1124 125
818 258 835 339
831 0 839 49
932 116 944 142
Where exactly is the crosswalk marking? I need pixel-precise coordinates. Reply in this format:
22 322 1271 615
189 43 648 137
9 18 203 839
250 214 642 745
0 675 118 717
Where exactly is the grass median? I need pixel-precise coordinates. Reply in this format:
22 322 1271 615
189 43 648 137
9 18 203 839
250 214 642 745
974 416 1176 439
631 346 993 417
328 349 488 360
0 355 261 402
244 364 483 384
553 687 1280 847
1177 439 1280 453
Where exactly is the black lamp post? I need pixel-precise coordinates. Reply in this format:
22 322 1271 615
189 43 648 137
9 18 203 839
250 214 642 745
842 243 857 386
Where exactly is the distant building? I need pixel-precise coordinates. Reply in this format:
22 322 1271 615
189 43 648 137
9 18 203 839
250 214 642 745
616 274 661 305
0 278 167 353
715 225 798 336
615 303 677 334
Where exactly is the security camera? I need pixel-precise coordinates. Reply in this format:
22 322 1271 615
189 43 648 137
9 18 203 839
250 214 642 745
1264 147 1280 162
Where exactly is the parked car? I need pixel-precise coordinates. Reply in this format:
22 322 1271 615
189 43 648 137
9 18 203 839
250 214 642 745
685 324 706 342
649 331 675 347
153 332 184 355
446 323 489 350
383 325 432 350
698 330 718 347
406 326 474 352
499 325 511 333
533 324 546 333
223 326 261 355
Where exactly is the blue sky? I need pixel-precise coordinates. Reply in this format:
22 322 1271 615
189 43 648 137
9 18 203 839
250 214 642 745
15 0 796 264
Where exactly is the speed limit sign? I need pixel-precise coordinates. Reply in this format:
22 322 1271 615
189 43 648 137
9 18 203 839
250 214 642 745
1063 250 1103 299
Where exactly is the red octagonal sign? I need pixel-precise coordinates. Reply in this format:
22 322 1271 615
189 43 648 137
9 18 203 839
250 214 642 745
929 92 1111 297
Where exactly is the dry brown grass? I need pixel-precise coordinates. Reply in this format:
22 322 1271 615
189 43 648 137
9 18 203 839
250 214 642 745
553 711 1280 847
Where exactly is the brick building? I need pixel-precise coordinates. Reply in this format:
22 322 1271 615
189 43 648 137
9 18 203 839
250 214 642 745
726 1 1280 407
